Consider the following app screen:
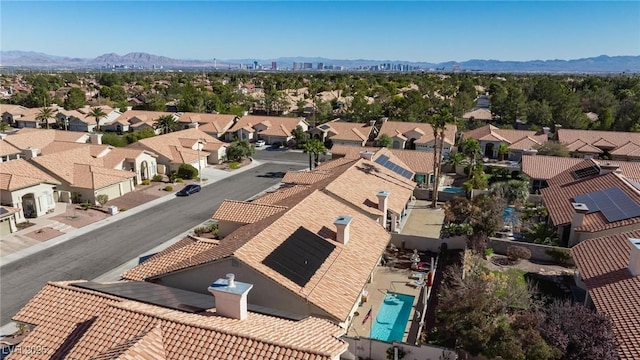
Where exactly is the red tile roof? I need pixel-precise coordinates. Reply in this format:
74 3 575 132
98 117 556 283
11 281 347 360
521 155 583 180
330 145 435 175
463 124 547 145
541 172 640 231
571 230 640 360
212 200 287 223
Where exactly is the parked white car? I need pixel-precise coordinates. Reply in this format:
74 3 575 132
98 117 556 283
255 140 266 147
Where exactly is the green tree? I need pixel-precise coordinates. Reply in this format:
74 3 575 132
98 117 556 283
291 125 308 146
153 115 179 135
36 106 55 129
226 139 255 162
0 121 10 132
461 137 482 178
177 163 199 180
86 107 107 132
490 179 530 206
304 139 327 170
498 143 510 161
377 133 393 148
535 141 570 157
63 87 87 110
522 222 560 246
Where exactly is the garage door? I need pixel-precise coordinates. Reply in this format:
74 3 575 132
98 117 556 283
0 219 11 236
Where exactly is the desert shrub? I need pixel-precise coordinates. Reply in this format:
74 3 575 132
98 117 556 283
119 207 128 212
484 248 494 257
507 245 532 262
163 185 174 191
194 226 208 236
141 179 151 185
95 194 109 207
229 161 240 170
178 163 198 180
81 202 93 210
546 248 572 264
175 178 184 183
152 174 163 182
441 223 473 238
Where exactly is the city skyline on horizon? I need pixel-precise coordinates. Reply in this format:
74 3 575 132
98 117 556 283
1 1 639 63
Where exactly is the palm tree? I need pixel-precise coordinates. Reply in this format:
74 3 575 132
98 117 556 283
498 143 509 161
462 138 481 178
304 139 327 170
153 115 178 135
86 107 107 132
36 106 55 129
428 112 447 208
445 151 468 174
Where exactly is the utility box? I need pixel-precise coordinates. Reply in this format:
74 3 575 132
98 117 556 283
107 205 119 215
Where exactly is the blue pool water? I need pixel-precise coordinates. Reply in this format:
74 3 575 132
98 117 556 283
503 206 519 225
442 186 464 194
370 293 415 342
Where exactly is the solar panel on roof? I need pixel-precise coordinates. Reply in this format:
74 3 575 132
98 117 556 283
319 124 330 130
262 227 336 287
573 187 640 223
72 281 215 313
0 208 7 215
373 154 413 179
572 165 600 180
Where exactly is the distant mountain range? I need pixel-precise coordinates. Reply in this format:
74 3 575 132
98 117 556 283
1 51 639 73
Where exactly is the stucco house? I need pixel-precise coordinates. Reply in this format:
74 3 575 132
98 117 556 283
177 112 237 138
31 147 137 206
0 159 60 222
107 110 178 135
571 230 640 360
330 144 435 185
128 128 226 174
10 280 348 360
56 105 121 133
308 119 376 147
0 136 22 162
225 115 309 145
558 128 640 161
541 160 640 247
462 124 548 161
376 119 457 156
0 205 19 236
0 104 36 127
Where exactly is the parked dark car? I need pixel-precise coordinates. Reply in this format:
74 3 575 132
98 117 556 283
176 184 202 196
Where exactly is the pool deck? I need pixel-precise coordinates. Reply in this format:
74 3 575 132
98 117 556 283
400 200 445 239
347 265 425 343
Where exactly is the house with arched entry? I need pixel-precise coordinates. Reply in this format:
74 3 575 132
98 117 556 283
376 119 457 156
0 159 60 223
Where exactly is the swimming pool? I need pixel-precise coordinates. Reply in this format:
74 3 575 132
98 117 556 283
370 292 415 342
441 186 464 194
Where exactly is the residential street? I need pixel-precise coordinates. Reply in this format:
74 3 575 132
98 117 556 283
0 162 304 325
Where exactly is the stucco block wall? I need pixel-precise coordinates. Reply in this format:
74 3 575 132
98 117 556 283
489 238 575 266
1 184 56 221
217 221 245 238
156 258 335 321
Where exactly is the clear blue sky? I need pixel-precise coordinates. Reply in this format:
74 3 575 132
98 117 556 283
1 1 639 62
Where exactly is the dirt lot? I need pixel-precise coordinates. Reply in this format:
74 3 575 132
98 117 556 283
51 206 109 228
23 227 65 242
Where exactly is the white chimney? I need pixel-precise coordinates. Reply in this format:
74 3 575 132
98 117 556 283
334 215 353 245
369 120 376 127
0 133 7 140
207 273 253 320
359 150 375 161
21 147 39 160
599 163 619 175
569 203 589 246
377 190 390 228
89 133 103 145
523 148 538 156
628 238 640 276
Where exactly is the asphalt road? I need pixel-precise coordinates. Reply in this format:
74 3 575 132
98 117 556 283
253 148 330 164
0 162 305 325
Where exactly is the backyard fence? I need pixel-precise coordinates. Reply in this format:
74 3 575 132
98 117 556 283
489 237 575 266
391 234 466 252
342 336 458 360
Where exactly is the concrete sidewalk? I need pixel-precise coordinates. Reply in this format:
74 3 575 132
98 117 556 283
0 160 263 266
